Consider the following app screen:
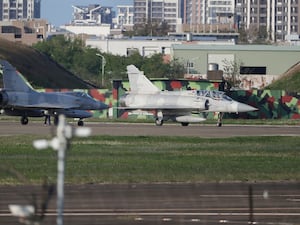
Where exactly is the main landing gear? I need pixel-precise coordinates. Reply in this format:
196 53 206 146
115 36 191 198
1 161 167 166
155 118 163 126
21 116 29 125
155 111 164 126
77 119 84 126
217 112 224 127
54 116 85 126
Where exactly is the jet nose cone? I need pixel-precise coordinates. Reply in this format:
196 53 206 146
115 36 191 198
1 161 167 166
237 103 258 112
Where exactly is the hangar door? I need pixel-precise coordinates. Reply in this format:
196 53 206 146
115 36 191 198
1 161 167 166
208 54 234 71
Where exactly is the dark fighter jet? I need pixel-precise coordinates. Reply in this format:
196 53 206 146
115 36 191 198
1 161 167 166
0 60 108 126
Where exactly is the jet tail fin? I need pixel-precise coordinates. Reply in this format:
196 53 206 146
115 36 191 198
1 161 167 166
127 65 160 94
0 60 35 92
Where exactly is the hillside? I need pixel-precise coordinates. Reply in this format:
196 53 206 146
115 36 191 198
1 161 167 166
0 38 95 89
267 61 300 93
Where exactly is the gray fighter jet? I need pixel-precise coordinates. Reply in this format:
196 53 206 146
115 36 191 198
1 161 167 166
0 60 108 126
120 65 257 127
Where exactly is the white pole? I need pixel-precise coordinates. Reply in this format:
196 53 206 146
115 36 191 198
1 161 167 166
96 53 106 87
33 114 91 225
56 115 67 225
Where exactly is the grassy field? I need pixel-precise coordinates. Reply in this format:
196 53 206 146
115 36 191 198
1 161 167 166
1 135 300 185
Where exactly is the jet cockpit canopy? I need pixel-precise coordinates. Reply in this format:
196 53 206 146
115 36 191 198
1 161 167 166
196 90 232 101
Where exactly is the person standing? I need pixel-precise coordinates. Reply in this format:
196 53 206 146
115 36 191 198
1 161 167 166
44 114 51 125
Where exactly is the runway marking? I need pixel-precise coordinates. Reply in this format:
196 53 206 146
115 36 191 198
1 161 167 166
3 207 300 215
54 212 300 216
287 198 300 202
2 207 300 213
162 217 172 221
2 212 300 217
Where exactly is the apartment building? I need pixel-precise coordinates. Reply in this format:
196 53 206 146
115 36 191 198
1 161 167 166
0 0 41 21
133 0 182 32
236 0 300 42
114 5 134 30
206 0 235 24
182 0 236 32
71 4 114 25
0 19 47 45
0 0 45 45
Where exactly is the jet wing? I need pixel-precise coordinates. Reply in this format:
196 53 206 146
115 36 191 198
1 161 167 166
8 103 76 110
118 107 196 116
118 106 199 110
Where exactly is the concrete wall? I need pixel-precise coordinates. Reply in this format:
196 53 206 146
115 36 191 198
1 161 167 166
86 38 182 56
62 24 111 37
171 44 300 76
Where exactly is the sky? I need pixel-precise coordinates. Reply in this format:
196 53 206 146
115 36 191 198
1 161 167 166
41 0 133 27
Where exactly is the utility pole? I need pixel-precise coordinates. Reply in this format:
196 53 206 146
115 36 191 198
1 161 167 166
96 53 106 87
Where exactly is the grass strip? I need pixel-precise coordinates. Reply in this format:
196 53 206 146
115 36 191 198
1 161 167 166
0 135 300 184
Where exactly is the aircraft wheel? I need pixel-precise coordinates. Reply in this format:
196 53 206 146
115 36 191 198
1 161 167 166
155 118 163 126
217 112 223 127
21 116 29 125
78 120 84 126
181 122 189 126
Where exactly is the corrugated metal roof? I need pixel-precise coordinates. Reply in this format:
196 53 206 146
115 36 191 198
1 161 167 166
172 44 300 52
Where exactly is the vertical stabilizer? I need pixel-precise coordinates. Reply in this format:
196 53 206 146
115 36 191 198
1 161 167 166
127 65 160 94
0 60 35 92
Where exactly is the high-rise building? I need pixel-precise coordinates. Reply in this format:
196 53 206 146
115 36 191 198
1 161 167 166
0 0 41 21
72 4 114 25
236 0 300 42
115 5 134 29
182 0 236 32
133 0 182 32
206 0 235 24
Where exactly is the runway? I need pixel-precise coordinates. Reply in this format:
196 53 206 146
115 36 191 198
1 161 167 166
0 121 299 137
1 183 300 224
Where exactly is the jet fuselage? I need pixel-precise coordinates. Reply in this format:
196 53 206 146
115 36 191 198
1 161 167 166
120 91 209 111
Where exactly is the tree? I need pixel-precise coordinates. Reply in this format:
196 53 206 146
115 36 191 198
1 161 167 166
155 21 170 36
222 59 244 88
126 20 170 37
141 54 168 78
237 25 249 44
239 25 270 44
33 35 185 88
255 25 268 44
166 58 185 79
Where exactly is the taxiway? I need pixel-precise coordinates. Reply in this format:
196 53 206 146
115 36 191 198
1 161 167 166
1 183 300 224
0 121 299 137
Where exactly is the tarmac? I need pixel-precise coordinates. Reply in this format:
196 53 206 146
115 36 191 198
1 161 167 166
1 182 300 224
0 120 299 137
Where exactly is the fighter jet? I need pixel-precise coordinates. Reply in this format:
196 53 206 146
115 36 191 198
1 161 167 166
0 60 109 126
119 65 257 127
